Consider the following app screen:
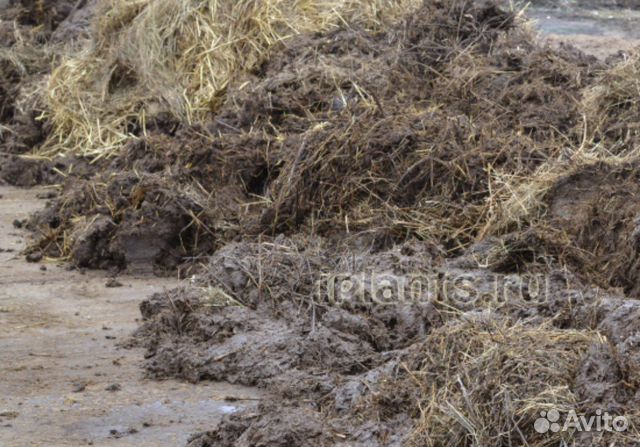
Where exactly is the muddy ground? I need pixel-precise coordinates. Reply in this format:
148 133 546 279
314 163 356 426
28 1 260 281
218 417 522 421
529 4 640 59
132 235 640 446
0 186 261 446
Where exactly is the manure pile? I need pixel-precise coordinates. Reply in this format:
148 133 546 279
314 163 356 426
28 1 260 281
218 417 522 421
2 0 640 445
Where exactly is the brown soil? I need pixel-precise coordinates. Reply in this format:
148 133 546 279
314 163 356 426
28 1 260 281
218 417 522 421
4 1 640 446
133 237 640 446
23 1 603 270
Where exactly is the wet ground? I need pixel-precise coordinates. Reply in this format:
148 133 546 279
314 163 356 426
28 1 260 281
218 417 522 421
0 186 260 447
528 4 640 58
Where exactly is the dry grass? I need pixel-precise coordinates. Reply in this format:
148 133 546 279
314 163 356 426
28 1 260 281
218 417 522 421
482 51 640 240
41 0 420 157
0 22 58 116
582 51 640 154
406 319 597 446
401 316 640 446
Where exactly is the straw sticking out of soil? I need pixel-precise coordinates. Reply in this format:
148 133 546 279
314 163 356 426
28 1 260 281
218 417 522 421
134 238 640 446
3 0 640 445
22 1 605 273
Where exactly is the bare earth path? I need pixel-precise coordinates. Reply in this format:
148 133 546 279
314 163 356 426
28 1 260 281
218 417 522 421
529 7 640 59
0 186 258 447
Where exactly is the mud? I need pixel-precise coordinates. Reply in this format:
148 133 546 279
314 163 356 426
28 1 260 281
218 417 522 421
25 130 238 271
4 0 640 446
24 0 604 270
0 155 64 186
528 1 640 59
0 185 262 447
135 240 441 446
134 237 640 446
530 0 640 10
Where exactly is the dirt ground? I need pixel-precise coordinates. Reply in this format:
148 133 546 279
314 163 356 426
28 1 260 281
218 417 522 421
528 5 640 59
542 33 640 59
0 186 260 447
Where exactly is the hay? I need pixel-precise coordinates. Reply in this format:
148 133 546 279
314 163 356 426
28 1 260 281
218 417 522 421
582 51 640 154
477 52 640 292
0 7 64 154
41 0 420 157
407 319 597 446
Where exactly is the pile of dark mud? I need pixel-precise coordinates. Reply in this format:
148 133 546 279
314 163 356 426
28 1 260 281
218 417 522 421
135 237 640 446
119 2 640 446
21 0 604 272
4 0 640 445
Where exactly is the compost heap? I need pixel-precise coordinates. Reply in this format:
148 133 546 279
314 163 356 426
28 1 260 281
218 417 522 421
3 0 640 445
